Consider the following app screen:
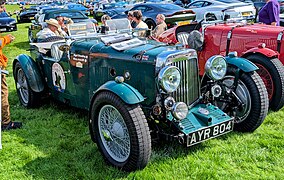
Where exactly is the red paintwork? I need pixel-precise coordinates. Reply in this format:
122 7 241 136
159 23 284 75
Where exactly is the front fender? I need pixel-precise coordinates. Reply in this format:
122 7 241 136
13 54 44 92
93 81 145 105
242 47 279 59
225 56 258 72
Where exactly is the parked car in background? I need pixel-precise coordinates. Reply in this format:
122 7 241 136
185 0 256 22
0 12 17 32
16 7 38 23
158 20 284 112
112 3 196 29
63 3 89 16
240 0 284 21
13 19 265 171
28 9 97 43
93 2 128 21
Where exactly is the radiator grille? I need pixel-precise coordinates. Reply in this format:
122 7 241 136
172 58 200 106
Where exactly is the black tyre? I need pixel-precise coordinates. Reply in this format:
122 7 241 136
89 91 151 171
145 19 156 29
14 61 40 108
246 55 284 111
216 66 269 132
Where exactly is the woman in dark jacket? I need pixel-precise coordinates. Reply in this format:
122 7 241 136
258 0 280 26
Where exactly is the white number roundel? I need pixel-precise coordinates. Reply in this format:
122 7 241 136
52 63 66 92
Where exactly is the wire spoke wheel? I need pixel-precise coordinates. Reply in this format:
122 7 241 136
247 55 284 111
98 105 130 162
90 91 151 171
219 76 251 122
14 61 40 107
16 68 29 105
215 66 268 132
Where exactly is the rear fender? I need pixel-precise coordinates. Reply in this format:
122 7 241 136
225 56 258 72
13 54 44 92
242 47 279 59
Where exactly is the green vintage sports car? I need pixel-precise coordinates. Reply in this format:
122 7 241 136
13 20 265 171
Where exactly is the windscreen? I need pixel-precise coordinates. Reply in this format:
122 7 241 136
68 21 97 36
105 18 131 31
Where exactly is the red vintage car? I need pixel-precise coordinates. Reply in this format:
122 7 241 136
158 21 284 111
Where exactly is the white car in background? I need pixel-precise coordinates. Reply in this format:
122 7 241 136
185 0 256 22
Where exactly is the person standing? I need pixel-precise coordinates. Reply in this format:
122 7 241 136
132 10 148 37
0 2 22 131
152 14 167 38
127 11 137 28
258 0 280 26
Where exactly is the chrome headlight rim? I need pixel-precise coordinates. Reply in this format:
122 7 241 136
172 102 188 120
205 55 227 81
158 66 181 93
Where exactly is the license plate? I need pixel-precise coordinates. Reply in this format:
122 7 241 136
69 25 86 31
186 120 233 147
242 12 251 16
177 21 190 26
30 17 34 19
0 28 6 31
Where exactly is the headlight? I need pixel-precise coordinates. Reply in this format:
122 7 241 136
158 66 181 93
205 55 227 80
172 102 188 120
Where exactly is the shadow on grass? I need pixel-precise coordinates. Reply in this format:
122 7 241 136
12 41 30 50
9 91 240 178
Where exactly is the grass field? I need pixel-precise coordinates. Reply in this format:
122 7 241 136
0 5 284 180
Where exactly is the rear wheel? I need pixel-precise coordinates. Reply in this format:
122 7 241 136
145 19 156 30
246 55 284 111
89 91 151 171
216 66 268 132
14 61 40 108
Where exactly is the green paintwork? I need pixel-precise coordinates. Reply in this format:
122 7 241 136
14 54 44 92
226 56 258 72
94 81 145 104
167 104 233 135
69 39 170 108
18 32 234 142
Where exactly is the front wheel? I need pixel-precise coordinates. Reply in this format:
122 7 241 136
89 91 151 171
14 61 40 108
246 55 284 111
216 67 269 132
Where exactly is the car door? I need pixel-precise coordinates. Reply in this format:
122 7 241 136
40 43 78 107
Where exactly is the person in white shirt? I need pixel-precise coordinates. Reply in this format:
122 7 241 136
132 10 148 37
36 18 66 41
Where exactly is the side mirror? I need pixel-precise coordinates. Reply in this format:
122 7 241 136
59 44 70 52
